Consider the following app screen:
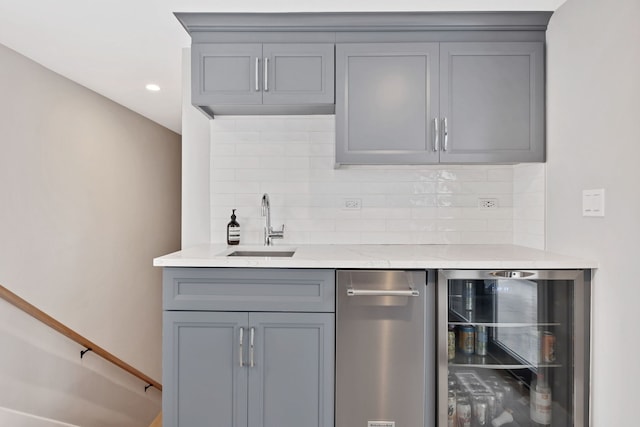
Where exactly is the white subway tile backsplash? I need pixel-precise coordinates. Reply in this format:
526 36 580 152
460 231 512 244
335 219 387 232
208 116 545 246
211 144 236 156
235 169 286 182
487 168 514 182
437 219 487 232
260 131 309 142
236 143 286 157
211 131 260 143
513 163 545 249
362 207 412 219
487 219 514 232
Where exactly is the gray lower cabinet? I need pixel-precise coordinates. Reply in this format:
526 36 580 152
336 42 544 164
162 268 335 427
192 43 334 115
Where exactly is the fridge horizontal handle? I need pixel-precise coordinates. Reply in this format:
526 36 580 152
346 288 420 297
489 270 535 279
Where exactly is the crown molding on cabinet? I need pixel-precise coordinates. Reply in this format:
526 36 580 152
174 11 553 34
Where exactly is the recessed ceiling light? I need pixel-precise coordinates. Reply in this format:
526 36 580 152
145 83 161 92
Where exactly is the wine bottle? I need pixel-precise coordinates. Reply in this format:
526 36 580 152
530 373 552 426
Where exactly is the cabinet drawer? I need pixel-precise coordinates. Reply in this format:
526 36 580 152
163 268 335 312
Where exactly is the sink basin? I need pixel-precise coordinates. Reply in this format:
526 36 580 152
227 250 296 258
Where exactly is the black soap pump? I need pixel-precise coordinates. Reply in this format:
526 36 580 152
227 209 240 245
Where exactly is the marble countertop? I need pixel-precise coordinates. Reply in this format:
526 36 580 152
153 244 596 269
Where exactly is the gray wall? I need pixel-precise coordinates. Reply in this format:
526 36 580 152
546 0 640 424
0 42 180 425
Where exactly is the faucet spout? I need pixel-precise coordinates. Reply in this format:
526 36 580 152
261 193 270 225
261 193 284 246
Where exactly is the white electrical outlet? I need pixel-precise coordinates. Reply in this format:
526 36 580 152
478 198 499 209
343 198 362 210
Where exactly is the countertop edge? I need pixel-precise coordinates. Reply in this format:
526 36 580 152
153 244 597 270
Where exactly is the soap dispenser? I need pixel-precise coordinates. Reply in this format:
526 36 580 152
227 209 240 245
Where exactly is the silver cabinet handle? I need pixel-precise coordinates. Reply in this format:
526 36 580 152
433 117 440 151
264 57 269 92
347 288 420 297
239 327 244 367
249 327 255 367
443 117 449 151
255 58 260 92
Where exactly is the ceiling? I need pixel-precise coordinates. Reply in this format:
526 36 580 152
0 0 566 135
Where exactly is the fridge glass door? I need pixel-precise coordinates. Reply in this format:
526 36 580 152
439 270 589 427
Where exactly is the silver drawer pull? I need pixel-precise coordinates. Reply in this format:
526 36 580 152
347 288 419 297
249 327 255 367
489 270 534 279
239 327 244 367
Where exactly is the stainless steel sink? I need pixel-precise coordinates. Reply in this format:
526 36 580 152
227 250 295 257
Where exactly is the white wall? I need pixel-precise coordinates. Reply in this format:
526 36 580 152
546 0 640 424
181 48 211 248
0 43 181 425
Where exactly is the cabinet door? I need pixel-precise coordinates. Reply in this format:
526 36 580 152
262 44 334 105
336 43 440 164
439 42 544 163
248 312 334 427
192 43 263 105
163 311 249 427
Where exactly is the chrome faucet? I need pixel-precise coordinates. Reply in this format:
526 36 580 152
261 193 284 246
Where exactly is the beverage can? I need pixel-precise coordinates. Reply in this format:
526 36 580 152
475 325 487 356
502 382 514 406
472 399 488 426
448 326 456 360
541 331 556 363
493 388 505 413
484 394 497 419
464 281 474 311
459 325 475 355
456 398 472 427
448 390 457 427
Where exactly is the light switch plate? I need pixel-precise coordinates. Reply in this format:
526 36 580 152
582 189 605 217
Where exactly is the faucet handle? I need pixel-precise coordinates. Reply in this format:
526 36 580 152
270 224 285 239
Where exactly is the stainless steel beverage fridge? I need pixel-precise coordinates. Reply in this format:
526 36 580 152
438 270 591 427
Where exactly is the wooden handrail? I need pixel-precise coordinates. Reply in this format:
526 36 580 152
0 284 162 392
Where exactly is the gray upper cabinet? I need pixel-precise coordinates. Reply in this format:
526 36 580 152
336 43 440 165
337 41 545 165
177 13 552 160
439 42 544 163
191 43 334 117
